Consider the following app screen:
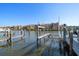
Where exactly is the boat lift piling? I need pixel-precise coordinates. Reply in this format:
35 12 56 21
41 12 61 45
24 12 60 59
36 25 51 48
23 30 25 37
69 30 73 55
7 29 12 45
20 30 23 39
63 24 70 55
62 24 75 56
6 31 9 37
35 25 39 48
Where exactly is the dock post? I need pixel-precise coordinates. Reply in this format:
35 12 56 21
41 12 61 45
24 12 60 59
77 30 79 41
21 30 22 35
23 29 25 37
69 30 73 56
20 30 23 39
39 29 40 36
9 30 12 43
63 24 67 55
37 38 39 48
59 38 62 52
6 31 8 37
59 26 63 53
7 29 12 45
35 25 39 48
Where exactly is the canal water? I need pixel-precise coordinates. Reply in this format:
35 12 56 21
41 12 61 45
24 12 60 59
0 31 69 56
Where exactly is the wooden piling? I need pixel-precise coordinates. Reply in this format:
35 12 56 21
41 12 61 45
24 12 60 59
7 29 12 45
63 24 68 55
77 30 79 41
63 24 66 46
59 38 62 51
37 38 39 48
59 38 63 55
35 25 39 48
23 30 25 37
21 30 22 35
69 30 73 56
9 30 12 43
6 31 8 37
63 24 66 43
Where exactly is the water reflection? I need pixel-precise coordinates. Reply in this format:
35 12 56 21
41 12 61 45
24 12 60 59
0 31 37 55
0 31 67 56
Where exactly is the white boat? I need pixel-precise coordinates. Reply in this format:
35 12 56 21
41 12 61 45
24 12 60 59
0 28 10 32
0 28 11 46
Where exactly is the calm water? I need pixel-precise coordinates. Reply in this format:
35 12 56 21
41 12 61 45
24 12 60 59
0 31 68 56
0 30 37 56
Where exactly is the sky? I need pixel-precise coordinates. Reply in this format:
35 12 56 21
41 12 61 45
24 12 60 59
0 3 79 26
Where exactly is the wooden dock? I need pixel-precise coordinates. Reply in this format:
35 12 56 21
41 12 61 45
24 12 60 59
38 33 51 39
65 34 79 55
73 37 79 55
28 39 52 56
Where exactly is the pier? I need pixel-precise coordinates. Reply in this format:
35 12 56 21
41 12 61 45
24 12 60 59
0 25 79 56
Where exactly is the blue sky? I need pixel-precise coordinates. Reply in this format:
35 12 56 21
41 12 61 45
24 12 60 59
0 3 79 26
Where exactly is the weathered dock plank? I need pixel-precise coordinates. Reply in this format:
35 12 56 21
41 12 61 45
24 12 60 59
38 33 51 39
73 37 79 55
66 34 79 55
29 39 52 56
